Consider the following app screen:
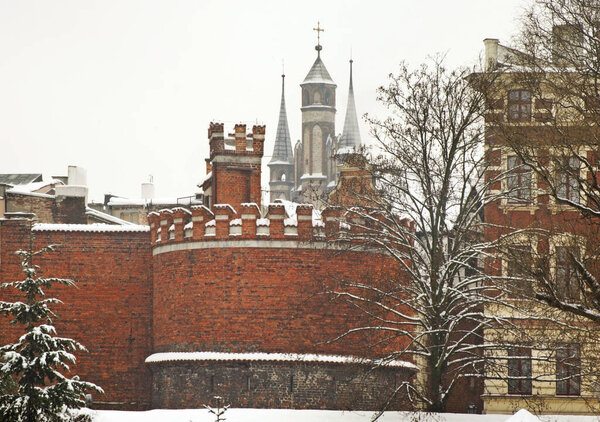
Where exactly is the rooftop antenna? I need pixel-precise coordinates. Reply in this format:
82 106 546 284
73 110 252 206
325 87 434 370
313 21 324 56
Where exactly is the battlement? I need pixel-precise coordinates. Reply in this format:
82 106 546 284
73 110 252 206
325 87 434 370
208 122 265 158
148 203 329 245
147 203 416 247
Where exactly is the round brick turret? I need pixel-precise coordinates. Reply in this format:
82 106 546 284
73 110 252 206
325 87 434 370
147 203 416 409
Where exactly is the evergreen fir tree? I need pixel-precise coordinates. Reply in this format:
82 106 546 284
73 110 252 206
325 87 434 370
0 245 102 422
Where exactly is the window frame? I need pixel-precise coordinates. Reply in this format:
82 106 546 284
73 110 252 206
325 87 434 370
507 155 533 204
555 156 580 204
554 245 581 301
507 347 532 395
503 237 536 296
508 89 532 122
556 343 581 396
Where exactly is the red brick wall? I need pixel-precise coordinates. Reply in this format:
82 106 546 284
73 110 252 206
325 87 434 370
152 246 409 358
0 220 153 410
213 165 261 209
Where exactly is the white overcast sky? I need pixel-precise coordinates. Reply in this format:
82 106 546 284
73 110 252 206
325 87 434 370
0 0 526 202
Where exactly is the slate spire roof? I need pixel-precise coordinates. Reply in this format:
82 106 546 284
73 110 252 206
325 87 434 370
269 74 294 164
302 55 335 85
340 59 362 149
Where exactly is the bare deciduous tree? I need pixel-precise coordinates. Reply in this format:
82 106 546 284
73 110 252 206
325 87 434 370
328 57 517 412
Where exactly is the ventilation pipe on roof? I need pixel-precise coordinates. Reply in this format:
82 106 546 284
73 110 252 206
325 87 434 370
142 180 155 201
55 165 88 201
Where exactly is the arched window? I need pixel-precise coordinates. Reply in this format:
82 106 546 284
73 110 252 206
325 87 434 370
313 90 321 104
304 90 310 106
324 90 331 105
281 173 286 182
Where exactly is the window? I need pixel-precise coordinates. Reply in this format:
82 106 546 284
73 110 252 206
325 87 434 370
556 344 580 396
506 245 533 294
508 90 532 122
508 347 532 395
324 90 331 105
507 156 532 203
556 157 580 203
555 246 580 301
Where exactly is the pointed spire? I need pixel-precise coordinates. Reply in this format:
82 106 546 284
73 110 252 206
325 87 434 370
340 59 362 150
270 74 293 164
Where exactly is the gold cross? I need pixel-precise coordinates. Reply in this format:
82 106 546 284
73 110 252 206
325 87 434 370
313 21 324 47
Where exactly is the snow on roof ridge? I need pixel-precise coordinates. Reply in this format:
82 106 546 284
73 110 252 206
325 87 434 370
145 351 417 369
201 171 212 185
32 223 150 233
213 203 236 213
240 202 260 211
6 189 54 199
190 204 212 213
85 207 137 226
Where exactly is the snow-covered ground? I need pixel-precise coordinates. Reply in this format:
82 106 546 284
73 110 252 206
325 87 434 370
86 408 600 422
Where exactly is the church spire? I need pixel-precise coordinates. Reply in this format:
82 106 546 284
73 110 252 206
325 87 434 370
340 59 362 150
269 73 293 164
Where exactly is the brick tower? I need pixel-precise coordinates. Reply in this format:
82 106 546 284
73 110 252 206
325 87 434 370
200 123 265 210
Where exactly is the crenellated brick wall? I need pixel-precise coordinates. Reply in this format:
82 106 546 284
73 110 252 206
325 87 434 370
144 201 417 409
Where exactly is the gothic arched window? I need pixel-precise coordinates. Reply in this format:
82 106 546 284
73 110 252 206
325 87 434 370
304 90 310 106
324 90 331 105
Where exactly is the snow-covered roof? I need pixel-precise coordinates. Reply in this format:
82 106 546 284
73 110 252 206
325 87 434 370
201 171 212 185
85 207 138 226
5 189 54 199
32 223 149 233
108 197 201 207
145 351 417 369
7 178 64 194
